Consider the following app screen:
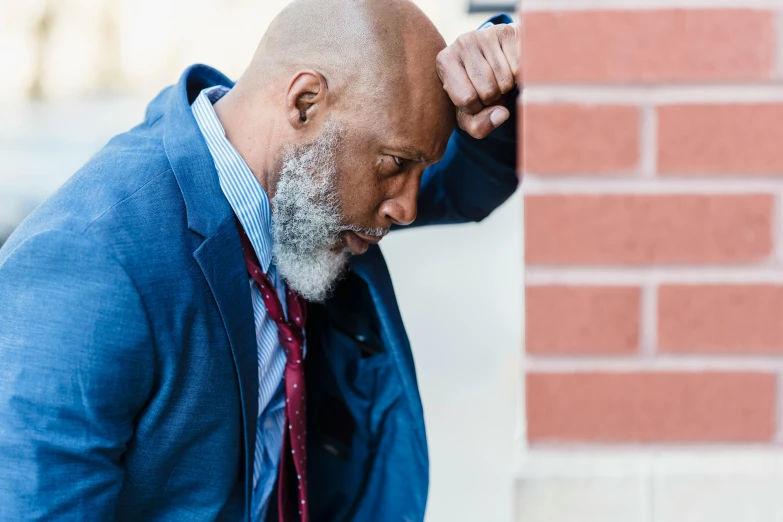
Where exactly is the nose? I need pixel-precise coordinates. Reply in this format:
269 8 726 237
378 177 419 227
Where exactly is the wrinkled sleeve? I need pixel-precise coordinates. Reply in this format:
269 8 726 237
0 230 154 521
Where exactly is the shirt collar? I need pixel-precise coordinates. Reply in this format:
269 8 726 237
191 85 275 273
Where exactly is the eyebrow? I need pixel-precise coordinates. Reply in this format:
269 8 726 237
394 148 434 165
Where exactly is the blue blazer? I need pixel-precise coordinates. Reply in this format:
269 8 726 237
0 27 516 522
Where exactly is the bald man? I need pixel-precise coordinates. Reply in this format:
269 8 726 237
0 1 518 520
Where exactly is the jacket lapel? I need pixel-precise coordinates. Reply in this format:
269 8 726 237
160 65 258 515
193 221 258 505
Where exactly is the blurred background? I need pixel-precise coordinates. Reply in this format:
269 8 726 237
8 0 783 521
0 1 523 522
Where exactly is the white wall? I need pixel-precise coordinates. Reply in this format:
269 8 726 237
382 194 523 522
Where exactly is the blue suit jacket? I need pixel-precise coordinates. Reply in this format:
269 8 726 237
0 39 516 522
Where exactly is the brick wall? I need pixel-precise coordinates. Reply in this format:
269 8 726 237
518 4 783 519
522 3 783 447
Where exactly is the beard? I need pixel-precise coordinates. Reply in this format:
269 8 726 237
271 120 381 303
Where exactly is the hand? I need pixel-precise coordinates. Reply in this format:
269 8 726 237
436 22 519 139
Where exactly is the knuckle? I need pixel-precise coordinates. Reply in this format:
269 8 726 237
458 110 489 138
478 29 496 47
454 91 478 109
458 32 476 50
496 23 516 42
450 36 466 54
468 121 490 139
435 52 452 75
473 76 499 99
477 85 498 102
436 49 450 67
497 73 515 93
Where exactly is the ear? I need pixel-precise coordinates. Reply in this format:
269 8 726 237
285 70 329 129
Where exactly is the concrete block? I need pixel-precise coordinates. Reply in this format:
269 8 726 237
654 477 783 522
515 477 647 522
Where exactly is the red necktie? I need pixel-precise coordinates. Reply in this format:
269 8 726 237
236 222 309 522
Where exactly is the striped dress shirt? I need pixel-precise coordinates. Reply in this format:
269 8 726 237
192 85 290 522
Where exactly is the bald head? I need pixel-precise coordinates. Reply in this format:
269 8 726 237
240 0 448 112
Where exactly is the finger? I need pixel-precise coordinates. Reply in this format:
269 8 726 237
480 29 515 95
497 23 520 79
457 105 509 139
464 45 502 107
437 50 484 115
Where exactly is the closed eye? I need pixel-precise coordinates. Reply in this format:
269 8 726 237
383 155 406 175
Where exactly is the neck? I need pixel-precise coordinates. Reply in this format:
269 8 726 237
213 88 277 197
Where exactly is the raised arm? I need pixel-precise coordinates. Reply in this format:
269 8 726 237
407 15 520 229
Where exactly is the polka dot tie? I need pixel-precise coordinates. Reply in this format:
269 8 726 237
236 221 309 522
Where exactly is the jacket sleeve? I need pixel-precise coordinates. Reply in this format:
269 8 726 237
0 230 155 521
402 14 519 230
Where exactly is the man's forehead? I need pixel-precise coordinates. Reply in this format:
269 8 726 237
352 102 452 163
389 106 454 161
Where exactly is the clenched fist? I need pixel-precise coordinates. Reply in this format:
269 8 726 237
436 22 519 139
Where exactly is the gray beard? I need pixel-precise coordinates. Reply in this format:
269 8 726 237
270 121 350 303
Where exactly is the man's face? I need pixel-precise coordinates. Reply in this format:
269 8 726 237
270 100 453 303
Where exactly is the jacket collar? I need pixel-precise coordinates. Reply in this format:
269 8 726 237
160 64 237 238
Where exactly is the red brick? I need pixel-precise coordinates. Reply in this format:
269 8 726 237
658 104 783 175
659 285 783 354
522 104 640 175
522 9 774 83
525 194 772 265
526 372 776 442
527 286 640 355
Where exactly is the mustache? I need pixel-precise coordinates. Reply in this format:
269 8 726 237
341 224 390 238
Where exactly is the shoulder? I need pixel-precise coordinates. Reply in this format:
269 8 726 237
0 228 143 308
5 122 188 256
62 125 178 233
0 228 153 363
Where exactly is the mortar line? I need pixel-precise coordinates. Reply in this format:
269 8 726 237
639 283 658 358
639 104 657 178
523 177 783 193
524 443 783 453
525 267 783 285
523 85 783 104
775 9 783 81
526 356 783 372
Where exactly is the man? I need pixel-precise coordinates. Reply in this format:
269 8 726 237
0 0 518 520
